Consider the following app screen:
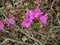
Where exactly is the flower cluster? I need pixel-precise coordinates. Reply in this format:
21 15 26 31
22 6 48 28
0 6 48 30
0 13 16 30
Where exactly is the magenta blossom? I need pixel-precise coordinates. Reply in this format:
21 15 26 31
26 9 34 20
22 17 32 28
26 6 43 20
22 6 48 28
40 13 48 24
4 18 16 26
8 13 13 18
33 6 43 18
0 21 4 30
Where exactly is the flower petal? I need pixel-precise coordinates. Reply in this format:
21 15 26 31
0 21 4 30
40 13 48 24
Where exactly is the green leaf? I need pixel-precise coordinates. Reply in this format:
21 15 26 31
33 23 38 28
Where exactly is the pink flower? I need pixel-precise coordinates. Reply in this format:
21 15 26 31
22 6 48 28
26 9 34 20
26 6 43 20
8 13 13 18
4 18 15 26
0 21 4 30
33 6 43 18
40 13 48 24
22 17 32 28
26 9 32 16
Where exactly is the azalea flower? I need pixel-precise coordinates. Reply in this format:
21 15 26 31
40 13 48 24
22 17 32 28
0 21 4 30
4 18 15 26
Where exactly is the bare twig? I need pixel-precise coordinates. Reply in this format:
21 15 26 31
54 26 60 28
43 34 50 45
0 38 22 44
50 0 56 27
0 38 32 45
56 13 60 24
34 41 39 45
41 4 49 9
51 0 56 14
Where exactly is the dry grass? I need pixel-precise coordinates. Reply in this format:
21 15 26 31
0 0 60 45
